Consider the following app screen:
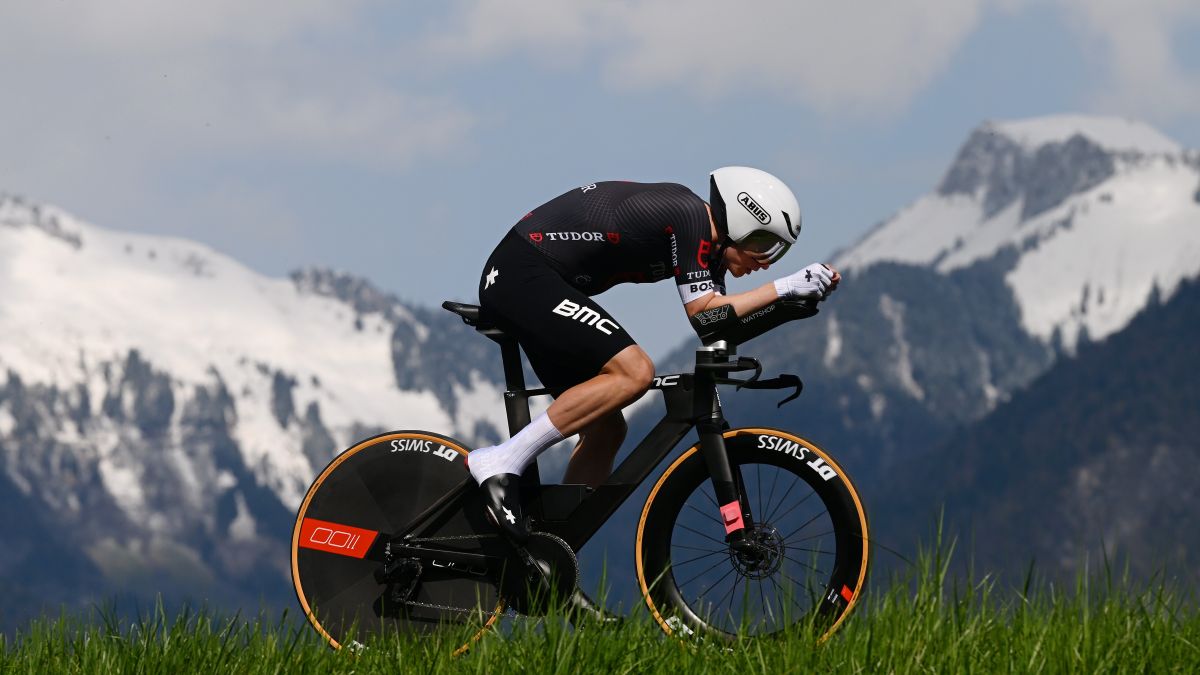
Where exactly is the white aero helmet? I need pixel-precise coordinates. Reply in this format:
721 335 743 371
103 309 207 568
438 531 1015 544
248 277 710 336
709 166 801 264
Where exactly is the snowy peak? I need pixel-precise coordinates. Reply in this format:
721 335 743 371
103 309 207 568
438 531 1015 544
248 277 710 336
1 193 84 249
988 115 1182 156
935 115 1187 224
834 114 1200 351
837 115 1196 275
937 122 1118 222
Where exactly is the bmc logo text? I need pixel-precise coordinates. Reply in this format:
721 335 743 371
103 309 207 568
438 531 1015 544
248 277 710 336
757 434 838 481
737 192 771 225
552 299 621 335
652 374 680 388
298 518 378 558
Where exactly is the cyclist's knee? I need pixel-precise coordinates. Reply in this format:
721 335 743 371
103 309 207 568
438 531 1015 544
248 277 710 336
605 346 654 399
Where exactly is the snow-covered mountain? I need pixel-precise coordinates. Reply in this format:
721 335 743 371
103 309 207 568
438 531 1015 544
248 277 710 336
835 114 1200 349
641 114 1199 526
0 196 507 610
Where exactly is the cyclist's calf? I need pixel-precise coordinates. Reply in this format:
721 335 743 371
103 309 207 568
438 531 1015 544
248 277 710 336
564 412 628 487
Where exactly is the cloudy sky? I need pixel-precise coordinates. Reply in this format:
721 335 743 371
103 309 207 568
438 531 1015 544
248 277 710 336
2 1 1198 358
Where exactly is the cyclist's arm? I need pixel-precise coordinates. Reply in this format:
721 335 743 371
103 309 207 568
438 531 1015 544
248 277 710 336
683 263 843 318
684 283 777 318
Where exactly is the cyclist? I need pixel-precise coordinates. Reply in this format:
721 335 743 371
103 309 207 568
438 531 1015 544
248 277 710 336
468 167 839 543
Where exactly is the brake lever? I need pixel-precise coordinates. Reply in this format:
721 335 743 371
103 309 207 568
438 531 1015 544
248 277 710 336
742 358 763 386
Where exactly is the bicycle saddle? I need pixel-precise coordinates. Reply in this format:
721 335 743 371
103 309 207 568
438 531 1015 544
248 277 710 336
442 301 486 327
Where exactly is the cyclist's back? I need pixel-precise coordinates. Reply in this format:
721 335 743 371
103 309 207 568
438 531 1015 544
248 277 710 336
509 181 723 301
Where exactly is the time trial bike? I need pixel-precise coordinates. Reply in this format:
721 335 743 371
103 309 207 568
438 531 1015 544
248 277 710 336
290 297 870 653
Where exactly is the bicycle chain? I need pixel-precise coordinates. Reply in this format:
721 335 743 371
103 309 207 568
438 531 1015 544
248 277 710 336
386 533 506 618
387 531 575 619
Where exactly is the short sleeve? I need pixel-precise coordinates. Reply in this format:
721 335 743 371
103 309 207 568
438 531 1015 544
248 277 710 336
671 202 719 304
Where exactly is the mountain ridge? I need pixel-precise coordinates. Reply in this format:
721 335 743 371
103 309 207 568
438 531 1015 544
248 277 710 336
873 276 1200 583
0 197 509 620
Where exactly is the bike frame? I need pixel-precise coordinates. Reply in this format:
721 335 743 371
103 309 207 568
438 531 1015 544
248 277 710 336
390 324 759 560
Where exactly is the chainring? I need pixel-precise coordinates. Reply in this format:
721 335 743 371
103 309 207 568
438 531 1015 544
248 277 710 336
504 532 579 617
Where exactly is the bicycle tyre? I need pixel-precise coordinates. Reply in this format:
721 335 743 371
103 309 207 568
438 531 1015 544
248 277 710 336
636 427 869 642
291 430 504 652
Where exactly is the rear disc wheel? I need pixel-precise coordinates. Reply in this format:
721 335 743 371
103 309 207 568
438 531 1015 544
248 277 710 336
291 431 504 651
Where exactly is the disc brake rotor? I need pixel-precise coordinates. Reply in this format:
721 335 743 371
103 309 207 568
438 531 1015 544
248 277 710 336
729 524 785 580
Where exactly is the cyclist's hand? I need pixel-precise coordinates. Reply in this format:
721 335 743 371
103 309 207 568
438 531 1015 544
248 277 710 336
774 263 838 300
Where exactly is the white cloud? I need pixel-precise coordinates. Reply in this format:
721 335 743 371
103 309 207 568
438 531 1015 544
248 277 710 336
1058 0 1200 121
428 0 991 116
427 0 619 63
0 2 474 185
614 0 987 114
2 1 348 52
429 0 1200 125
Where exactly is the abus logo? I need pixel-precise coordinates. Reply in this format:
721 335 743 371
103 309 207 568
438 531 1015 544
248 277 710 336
552 299 621 335
298 518 378 558
737 192 771 225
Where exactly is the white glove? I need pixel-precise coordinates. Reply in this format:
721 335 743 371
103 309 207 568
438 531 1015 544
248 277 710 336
774 263 835 299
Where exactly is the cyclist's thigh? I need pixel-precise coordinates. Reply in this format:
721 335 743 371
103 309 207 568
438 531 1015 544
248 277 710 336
479 236 635 391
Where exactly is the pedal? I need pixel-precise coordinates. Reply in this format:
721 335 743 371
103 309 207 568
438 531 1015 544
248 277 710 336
565 588 624 628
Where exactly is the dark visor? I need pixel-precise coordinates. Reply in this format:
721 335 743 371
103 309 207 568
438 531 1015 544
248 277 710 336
739 230 791 264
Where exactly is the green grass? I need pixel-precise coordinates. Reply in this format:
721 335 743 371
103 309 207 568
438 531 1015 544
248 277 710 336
2 552 1197 674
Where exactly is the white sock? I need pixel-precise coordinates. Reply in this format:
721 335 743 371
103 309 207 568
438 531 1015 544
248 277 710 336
468 411 565 484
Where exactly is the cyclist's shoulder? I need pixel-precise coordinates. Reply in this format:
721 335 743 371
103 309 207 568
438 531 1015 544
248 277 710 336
612 181 707 215
617 180 701 198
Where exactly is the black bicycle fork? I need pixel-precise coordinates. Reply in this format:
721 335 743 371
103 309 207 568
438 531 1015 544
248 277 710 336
693 346 762 552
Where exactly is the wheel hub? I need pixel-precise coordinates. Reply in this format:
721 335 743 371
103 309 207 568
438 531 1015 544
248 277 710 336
729 523 785 579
